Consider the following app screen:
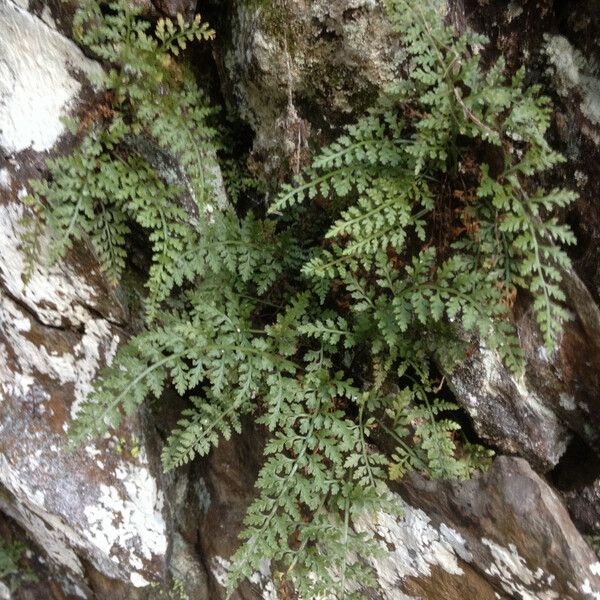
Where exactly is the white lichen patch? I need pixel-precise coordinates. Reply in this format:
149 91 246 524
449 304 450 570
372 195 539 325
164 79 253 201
70 319 120 420
353 497 466 599
544 35 600 131
440 523 473 563
0 0 101 153
130 572 150 587
0 286 163 586
83 461 167 584
0 293 117 416
559 393 577 411
248 560 278 600
211 555 231 589
482 538 560 600
0 203 111 328
0 581 10 600
582 578 600 600
0 454 46 515
0 340 39 401
0 168 10 189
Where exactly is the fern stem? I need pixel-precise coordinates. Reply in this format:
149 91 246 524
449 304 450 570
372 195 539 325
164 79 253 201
56 195 84 253
162 394 247 470
238 294 283 309
285 495 328 576
515 184 557 346
338 473 352 600
106 353 182 417
358 400 376 489
231 411 319 582
271 166 357 210
375 418 429 472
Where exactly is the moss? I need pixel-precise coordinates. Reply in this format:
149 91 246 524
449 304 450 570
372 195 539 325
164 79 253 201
241 0 306 50
296 58 381 132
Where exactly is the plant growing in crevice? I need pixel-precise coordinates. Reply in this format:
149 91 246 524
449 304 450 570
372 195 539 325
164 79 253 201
0 538 37 594
22 0 217 320
22 0 576 598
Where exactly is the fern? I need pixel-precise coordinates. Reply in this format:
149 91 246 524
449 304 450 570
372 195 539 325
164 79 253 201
23 0 577 598
162 392 252 470
227 356 393 599
272 113 407 213
278 0 575 359
24 0 217 315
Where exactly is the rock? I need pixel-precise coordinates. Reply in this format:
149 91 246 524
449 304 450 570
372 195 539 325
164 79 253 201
357 457 600 599
189 430 600 599
193 420 269 600
457 1 600 305
544 34 600 139
0 200 170 592
2 0 600 598
0 508 86 599
0 1 172 595
0 0 101 155
215 0 402 178
444 266 600 472
565 479 600 538
151 0 195 19
444 340 571 472
440 2 600 471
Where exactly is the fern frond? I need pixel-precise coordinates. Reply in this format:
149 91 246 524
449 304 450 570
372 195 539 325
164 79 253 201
162 392 252 470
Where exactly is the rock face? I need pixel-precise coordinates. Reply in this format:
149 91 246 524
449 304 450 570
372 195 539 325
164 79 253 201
1 0 600 598
445 267 600 472
366 457 600 599
0 0 171 595
566 479 600 538
182 438 600 600
0 0 101 154
214 0 402 177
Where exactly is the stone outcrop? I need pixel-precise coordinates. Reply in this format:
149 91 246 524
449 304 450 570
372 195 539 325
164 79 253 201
445 267 600 472
1 0 600 598
214 0 403 178
393 457 600 599
198 445 600 600
0 0 170 595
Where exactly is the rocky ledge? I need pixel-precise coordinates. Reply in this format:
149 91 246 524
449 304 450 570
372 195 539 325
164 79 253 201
1 0 600 598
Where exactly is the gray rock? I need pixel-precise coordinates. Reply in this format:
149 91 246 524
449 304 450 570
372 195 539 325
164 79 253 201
196 433 600 599
389 456 600 599
565 479 600 537
444 341 572 471
0 0 101 155
3 0 600 598
216 0 402 177
0 0 170 595
0 191 169 592
445 266 600 472
544 34 600 141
